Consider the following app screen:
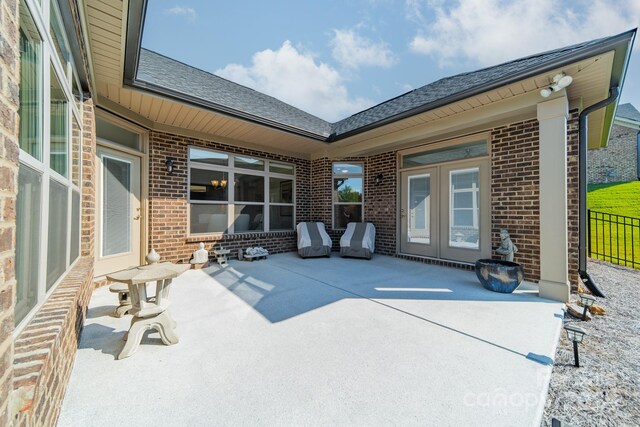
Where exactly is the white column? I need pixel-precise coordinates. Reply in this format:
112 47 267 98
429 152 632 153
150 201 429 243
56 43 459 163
536 95 570 302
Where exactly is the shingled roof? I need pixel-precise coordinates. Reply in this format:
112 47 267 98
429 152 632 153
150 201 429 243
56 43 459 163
137 49 333 138
616 103 640 123
133 30 635 141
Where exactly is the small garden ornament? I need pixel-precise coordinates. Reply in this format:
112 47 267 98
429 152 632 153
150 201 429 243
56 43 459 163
496 229 518 262
190 242 210 268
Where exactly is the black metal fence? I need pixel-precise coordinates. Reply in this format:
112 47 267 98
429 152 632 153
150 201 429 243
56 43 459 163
588 210 640 269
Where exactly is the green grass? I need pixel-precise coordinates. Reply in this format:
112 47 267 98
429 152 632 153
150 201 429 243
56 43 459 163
588 181 640 269
588 181 640 218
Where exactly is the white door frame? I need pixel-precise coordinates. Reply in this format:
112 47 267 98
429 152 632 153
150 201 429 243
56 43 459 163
397 133 491 263
95 145 142 276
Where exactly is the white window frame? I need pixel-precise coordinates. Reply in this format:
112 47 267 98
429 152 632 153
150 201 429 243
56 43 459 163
332 162 365 230
14 0 83 333
449 168 480 229
187 147 295 236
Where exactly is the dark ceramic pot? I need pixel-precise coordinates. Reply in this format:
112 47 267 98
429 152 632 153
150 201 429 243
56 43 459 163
475 259 524 293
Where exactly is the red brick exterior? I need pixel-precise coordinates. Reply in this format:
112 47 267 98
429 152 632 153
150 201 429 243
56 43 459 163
148 131 312 262
588 122 639 183
490 118 541 282
302 116 579 289
0 0 20 424
81 101 96 258
12 259 94 427
311 154 397 254
567 110 580 291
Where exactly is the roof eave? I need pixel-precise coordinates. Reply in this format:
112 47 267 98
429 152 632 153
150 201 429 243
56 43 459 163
129 79 331 141
594 30 636 149
330 29 637 142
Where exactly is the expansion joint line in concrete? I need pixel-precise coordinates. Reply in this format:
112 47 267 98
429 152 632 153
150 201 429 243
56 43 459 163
271 263 547 365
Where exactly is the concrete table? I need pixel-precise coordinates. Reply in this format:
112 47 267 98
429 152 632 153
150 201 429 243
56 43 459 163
106 262 190 359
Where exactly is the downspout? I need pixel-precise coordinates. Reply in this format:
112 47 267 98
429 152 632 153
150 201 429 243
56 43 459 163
578 87 619 297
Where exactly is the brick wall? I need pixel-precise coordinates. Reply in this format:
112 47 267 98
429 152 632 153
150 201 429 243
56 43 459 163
148 131 311 263
311 153 398 255
12 258 94 427
567 110 580 291
588 123 639 183
81 100 96 257
364 152 397 255
490 113 580 290
0 0 20 424
490 119 541 282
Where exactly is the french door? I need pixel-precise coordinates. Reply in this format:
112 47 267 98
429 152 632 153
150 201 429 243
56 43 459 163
95 146 141 276
400 158 490 263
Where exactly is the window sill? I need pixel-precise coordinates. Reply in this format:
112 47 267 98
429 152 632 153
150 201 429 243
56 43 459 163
185 230 295 243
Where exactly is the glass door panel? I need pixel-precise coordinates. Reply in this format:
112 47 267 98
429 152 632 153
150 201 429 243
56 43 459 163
95 146 141 277
448 168 480 249
400 168 438 257
439 160 490 263
102 156 132 256
408 174 431 244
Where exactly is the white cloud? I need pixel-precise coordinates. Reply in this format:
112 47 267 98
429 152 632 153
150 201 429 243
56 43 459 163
408 0 640 67
215 41 374 122
330 29 397 69
164 6 196 21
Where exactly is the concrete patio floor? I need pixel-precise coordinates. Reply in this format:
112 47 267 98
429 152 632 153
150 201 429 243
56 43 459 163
58 253 564 426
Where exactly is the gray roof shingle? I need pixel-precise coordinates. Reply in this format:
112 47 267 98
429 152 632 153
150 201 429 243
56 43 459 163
135 31 633 141
616 103 640 122
331 35 623 137
137 49 333 137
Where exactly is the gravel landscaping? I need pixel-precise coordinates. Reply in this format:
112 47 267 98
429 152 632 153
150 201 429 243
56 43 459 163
543 260 640 426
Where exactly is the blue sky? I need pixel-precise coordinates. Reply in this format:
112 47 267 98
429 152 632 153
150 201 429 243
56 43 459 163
142 0 640 122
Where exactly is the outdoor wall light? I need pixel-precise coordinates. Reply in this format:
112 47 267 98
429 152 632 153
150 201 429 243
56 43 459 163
579 293 596 320
564 323 587 367
165 157 176 175
375 173 384 186
540 73 573 97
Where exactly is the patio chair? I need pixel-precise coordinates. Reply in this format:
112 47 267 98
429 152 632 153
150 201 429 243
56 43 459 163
340 222 376 259
296 222 332 258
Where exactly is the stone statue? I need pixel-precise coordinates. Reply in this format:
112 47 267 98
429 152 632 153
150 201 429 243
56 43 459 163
191 242 209 264
496 229 518 262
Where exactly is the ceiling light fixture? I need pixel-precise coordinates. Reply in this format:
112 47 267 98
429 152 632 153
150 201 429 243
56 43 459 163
540 72 574 97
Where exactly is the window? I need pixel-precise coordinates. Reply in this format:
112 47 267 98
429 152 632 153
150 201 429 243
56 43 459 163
449 168 480 249
402 140 488 169
333 163 363 229
18 8 42 160
14 0 83 327
188 148 295 234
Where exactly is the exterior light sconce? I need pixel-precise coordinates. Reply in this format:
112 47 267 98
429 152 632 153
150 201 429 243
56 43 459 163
375 173 384 186
540 72 573 97
165 157 176 175
564 323 587 367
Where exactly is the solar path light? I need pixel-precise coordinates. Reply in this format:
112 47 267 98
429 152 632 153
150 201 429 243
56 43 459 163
564 324 587 367
578 293 596 320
